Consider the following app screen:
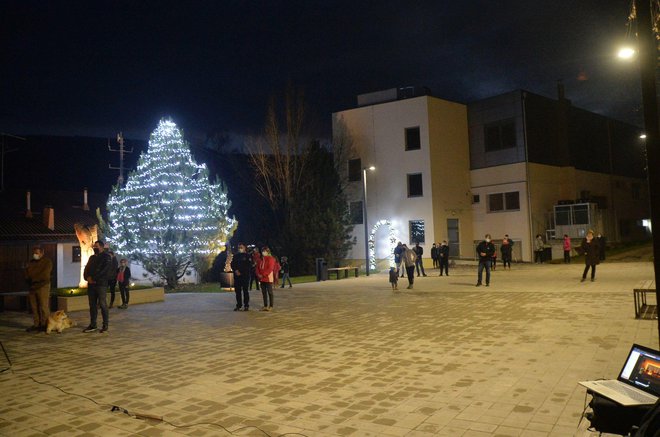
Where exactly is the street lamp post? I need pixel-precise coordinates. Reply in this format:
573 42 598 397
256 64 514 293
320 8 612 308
635 1 660 346
362 166 375 276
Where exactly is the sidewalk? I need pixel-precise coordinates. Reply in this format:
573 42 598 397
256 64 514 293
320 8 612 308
0 261 657 436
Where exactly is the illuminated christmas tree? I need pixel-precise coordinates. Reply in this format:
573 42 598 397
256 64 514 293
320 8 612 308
106 118 236 288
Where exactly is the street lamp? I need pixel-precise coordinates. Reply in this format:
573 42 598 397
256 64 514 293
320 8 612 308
625 0 660 346
362 166 375 276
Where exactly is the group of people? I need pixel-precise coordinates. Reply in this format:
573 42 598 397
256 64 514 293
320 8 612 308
230 243 292 312
24 240 132 334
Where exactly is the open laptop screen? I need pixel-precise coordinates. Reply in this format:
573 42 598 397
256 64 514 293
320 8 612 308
619 343 660 397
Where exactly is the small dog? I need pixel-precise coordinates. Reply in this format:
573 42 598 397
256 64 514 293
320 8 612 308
46 310 76 334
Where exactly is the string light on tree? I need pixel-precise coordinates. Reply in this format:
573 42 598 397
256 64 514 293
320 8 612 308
105 118 236 288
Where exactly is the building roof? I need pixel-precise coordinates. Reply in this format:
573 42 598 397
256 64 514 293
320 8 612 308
0 190 103 242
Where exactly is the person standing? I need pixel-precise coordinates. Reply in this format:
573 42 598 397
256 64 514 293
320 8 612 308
534 234 545 263
116 258 131 309
106 250 119 308
280 256 292 288
256 246 276 311
402 244 417 289
500 235 513 270
431 243 439 269
249 248 261 291
230 243 251 311
476 234 495 287
438 240 449 276
581 230 600 282
596 233 606 261
393 242 405 278
83 240 112 333
413 242 427 277
563 234 572 264
25 247 53 332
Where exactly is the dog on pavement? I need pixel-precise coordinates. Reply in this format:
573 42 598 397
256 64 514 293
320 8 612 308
46 310 76 334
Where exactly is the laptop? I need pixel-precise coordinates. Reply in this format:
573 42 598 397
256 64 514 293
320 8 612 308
579 343 660 406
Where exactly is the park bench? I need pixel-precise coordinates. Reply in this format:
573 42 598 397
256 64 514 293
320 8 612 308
633 280 656 319
327 266 359 280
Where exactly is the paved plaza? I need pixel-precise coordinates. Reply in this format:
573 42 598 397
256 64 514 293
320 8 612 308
0 261 658 436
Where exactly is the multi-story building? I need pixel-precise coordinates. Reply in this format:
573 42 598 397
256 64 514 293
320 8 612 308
334 86 649 266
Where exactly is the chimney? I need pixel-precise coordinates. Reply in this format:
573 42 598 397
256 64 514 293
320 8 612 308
83 187 89 211
43 206 54 231
26 190 33 218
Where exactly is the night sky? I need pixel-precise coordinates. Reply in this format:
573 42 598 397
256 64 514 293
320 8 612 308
1 0 643 142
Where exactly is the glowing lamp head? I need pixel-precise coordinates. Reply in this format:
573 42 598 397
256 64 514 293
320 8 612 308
617 47 636 60
640 133 647 139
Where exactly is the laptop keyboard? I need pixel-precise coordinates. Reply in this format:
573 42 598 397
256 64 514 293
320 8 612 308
600 380 657 402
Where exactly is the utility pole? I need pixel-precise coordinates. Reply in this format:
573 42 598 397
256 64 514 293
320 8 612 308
0 133 26 192
635 0 660 347
108 132 132 186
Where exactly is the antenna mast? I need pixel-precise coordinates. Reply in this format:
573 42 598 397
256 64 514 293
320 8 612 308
108 132 133 186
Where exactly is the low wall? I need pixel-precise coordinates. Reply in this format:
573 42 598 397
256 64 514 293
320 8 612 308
58 287 165 312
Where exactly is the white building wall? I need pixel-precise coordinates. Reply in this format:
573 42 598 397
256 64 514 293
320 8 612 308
337 96 436 266
57 242 82 288
470 163 533 262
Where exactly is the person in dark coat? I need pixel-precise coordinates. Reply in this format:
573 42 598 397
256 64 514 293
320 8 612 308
581 230 600 282
83 240 113 333
500 235 513 269
596 233 606 261
438 240 450 276
116 258 131 309
231 243 251 311
413 242 427 277
431 243 439 269
476 234 495 287
107 250 119 308
393 242 405 278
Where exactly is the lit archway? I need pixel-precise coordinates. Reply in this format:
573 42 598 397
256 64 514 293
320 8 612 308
368 219 398 271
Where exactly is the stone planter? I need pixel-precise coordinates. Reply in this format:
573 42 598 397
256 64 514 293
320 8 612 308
57 287 165 312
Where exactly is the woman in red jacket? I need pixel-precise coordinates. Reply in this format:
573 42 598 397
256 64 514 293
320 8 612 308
256 246 276 311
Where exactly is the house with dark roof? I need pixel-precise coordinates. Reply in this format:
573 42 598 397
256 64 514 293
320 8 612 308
0 189 103 292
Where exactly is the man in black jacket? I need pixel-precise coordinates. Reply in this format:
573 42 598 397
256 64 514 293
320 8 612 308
230 243 251 311
476 234 495 287
413 242 427 277
438 240 450 276
83 240 113 333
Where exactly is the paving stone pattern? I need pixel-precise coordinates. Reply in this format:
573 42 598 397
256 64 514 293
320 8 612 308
0 262 658 436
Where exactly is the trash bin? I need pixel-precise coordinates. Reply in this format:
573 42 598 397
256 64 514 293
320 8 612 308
316 258 328 281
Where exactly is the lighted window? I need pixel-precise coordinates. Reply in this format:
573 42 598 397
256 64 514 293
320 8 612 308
409 220 425 244
348 158 361 182
349 201 363 224
407 173 423 197
405 127 421 150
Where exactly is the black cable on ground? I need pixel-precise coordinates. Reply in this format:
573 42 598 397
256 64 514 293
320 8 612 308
10 369 309 437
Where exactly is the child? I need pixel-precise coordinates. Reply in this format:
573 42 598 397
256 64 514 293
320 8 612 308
389 267 398 290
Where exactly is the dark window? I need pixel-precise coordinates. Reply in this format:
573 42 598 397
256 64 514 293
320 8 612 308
348 158 361 182
484 120 516 152
573 204 589 225
472 194 480 204
555 206 571 226
407 173 423 197
405 127 421 150
409 220 425 244
349 201 363 224
505 191 520 210
488 193 504 212
72 246 81 263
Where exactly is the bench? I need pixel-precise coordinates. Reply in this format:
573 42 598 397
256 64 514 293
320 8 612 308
633 280 656 319
327 266 359 280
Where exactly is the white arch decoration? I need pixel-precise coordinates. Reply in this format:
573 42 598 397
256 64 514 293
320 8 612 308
368 219 398 271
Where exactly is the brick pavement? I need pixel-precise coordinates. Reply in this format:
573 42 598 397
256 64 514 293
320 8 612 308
0 261 657 436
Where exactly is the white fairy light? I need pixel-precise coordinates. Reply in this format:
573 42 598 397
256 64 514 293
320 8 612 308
368 219 398 270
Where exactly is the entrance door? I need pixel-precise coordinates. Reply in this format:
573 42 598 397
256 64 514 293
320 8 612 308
447 219 459 257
